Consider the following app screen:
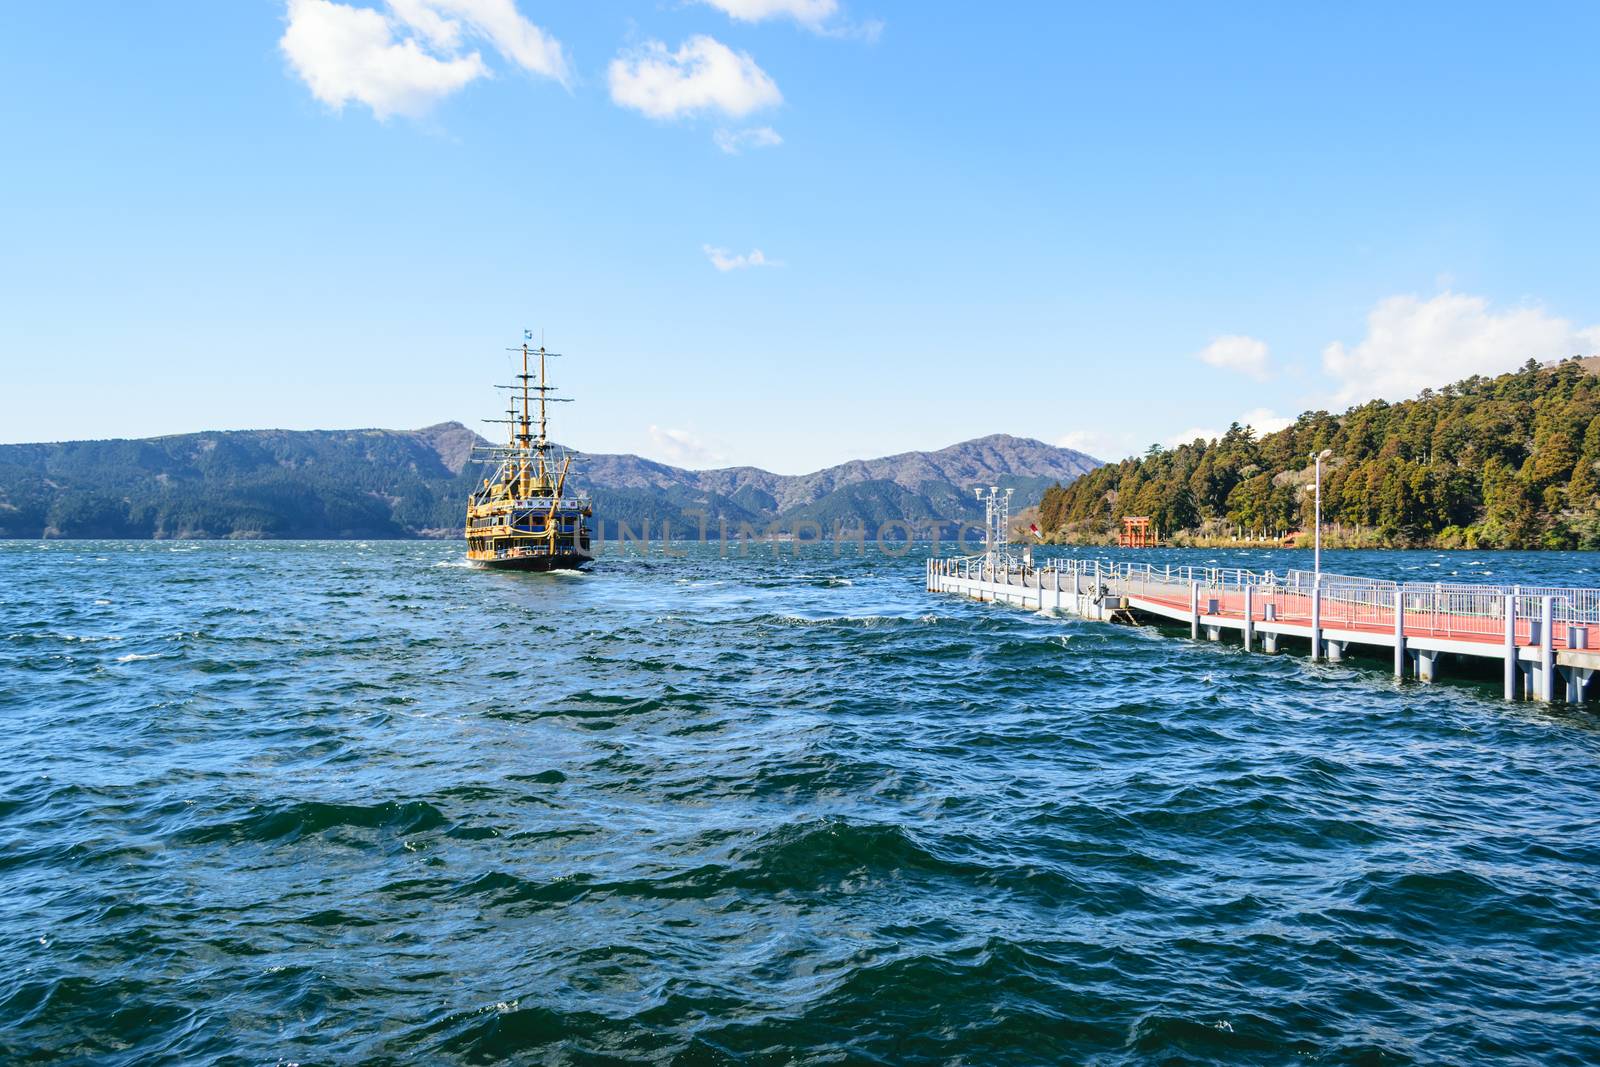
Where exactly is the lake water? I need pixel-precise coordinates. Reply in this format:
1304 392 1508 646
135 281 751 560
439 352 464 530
3 541 1598 1064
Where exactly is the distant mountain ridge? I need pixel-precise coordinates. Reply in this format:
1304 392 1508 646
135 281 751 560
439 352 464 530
0 425 1099 540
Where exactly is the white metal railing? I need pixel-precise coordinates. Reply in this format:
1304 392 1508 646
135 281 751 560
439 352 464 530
933 555 1595 649
1319 581 1395 631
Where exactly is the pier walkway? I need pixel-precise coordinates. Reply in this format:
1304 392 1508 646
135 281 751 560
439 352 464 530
927 556 1600 703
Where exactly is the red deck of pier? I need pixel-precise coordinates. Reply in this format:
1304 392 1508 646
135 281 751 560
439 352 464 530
1130 587 1592 650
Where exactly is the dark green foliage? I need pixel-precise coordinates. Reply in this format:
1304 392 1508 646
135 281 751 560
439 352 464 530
0 428 475 539
1036 358 1600 549
0 426 1088 541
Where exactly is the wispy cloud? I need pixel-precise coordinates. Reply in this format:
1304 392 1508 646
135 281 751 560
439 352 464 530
695 0 882 40
703 245 778 271
1239 407 1293 435
648 425 722 466
279 0 567 120
1323 291 1600 404
1164 426 1224 448
1162 408 1290 448
608 35 781 120
697 0 838 27
713 125 783 154
1196 334 1270 380
1055 429 1135 462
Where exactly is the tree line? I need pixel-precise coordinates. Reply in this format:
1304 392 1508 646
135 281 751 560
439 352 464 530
1036 358 1600 550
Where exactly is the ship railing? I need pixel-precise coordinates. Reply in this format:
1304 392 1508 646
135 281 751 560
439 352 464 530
504 497 591 510
470 500 591 518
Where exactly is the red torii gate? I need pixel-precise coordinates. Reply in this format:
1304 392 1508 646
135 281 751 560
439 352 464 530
1119 516 1156 548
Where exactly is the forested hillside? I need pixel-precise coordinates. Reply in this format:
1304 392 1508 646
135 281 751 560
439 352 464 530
0 426 1097 540
1037 357 1600 550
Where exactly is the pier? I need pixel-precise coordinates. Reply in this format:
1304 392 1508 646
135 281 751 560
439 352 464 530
927 556 1600 703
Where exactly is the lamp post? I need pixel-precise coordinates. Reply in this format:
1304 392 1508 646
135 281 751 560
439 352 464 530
976 486 1000 569
975 487 992 566
1312 448 1332 580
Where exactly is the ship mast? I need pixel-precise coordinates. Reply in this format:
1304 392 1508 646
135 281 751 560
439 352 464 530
517 340 569 490
477 333 572 499
538 344 549 482
519 342 533 495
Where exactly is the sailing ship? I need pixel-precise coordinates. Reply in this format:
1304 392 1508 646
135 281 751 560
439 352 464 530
464 336 593 571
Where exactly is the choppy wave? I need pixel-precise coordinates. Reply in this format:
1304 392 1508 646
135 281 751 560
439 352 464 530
1 540 1598 1064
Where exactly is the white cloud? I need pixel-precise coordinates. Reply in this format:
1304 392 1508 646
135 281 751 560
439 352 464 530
713 125 783 154
609 36 781 120
281 0 486 118
1323 291 1600 404
1197 334 1270 380
395 0 567 80
1164 426 1224 448
280 0 566 120
1055 430 1136 461
1162 410 1290 448
703 245 777 271
1239 407 1293 435
648 425 721 466
1066 413 1294 457
696 0 837 28
695 0 881 39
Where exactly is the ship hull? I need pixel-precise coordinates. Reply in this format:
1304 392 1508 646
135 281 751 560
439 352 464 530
470 551 592 572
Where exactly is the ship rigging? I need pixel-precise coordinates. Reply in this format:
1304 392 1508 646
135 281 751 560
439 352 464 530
464 336 593 570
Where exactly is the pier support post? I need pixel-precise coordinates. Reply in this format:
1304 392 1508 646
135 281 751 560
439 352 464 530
1189 580 1199 640
1413 649 1440 682
1503 594 1517 700
1393 589 1406 680
1310 580 1322 661
1262 631 1279 654
1326 640 1345 662
1562 665 1593 704
1243 585 1255 651
1537 596 1556 702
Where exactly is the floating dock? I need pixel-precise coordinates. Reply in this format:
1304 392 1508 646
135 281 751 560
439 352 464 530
927 557 1600 703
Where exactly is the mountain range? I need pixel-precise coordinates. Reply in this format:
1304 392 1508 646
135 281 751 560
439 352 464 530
0 424 1100 540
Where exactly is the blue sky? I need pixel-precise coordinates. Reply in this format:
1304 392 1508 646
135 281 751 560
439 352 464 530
3 1 1598 472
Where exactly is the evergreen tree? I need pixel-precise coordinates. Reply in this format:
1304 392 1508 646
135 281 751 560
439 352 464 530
1037 357 1600 548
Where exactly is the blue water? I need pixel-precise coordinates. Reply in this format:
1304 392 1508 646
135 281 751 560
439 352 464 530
3 541 1599 1064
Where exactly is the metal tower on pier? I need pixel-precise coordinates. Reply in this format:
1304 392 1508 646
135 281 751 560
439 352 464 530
975 485 1014 568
